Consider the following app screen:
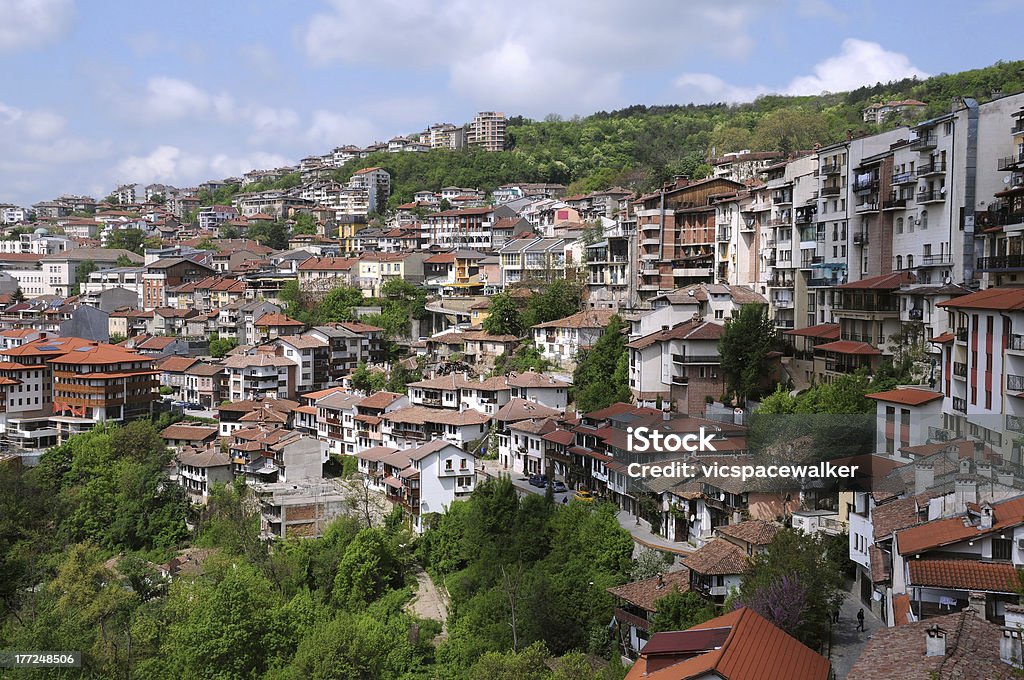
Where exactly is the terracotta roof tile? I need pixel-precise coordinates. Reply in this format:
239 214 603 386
897 496 1024 555
908 558 1021 593
682 538 749 576
607 570 690 612
716 520 782 546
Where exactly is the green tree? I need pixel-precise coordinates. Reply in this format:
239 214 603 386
332 528 404 609
483 292 525 337
292 212 318 235
737 529 844 650
719 303 778 404
247 220 290 249
573 315 631 412
11 286 24 302
208 333 238 359
521 279 582 329
220 224 241 239
649 588 716 632
106 228 147 254
72 259 97 295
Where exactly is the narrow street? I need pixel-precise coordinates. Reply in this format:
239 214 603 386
406 569 450 642
828 587 882 679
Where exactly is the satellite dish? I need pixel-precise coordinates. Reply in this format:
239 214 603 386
1005 176 1012 185
944 276 952 285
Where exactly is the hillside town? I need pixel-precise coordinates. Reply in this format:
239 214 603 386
3 88 1024 679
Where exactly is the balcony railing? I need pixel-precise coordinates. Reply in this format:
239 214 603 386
892 171 916 185
977 254 1024 271
952 397 967 412
671 374 688 385
808 277 840 287
916 162 947 177
952 361 967 378
1006 414 1024 433
853 178 879 193
920 254 952 266
853 233 869 245
956 328 968 342
910 133 938 150
882 197 907 210
1010 334 1024 351
1012 120 1024 135
1008 374 1024 391
917 189 945 203
998 153 1024 171
821 162 842 175
975 209 1024 229
821 185 842 197
717 228 732 241
856 201 880 213
774 318 795 328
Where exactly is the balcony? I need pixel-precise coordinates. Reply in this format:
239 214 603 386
821 185 842 197
908 308 923 320
910 133 938 151
671 374 688 385
853 233 869 245
1012 120 1024 135
769 217 792 227
392 428 426 440
916 189 945 203
772 193 793 206
795 211 815 224
856 201 880 213
672 353 720 364
998 153 1024 171
1010 334 1024 352
800 255 825 268
956 328 968 343
717 228 732 241
977 254 1024 272
916 162 947 177
741 217 756 231
808 277 840 287
952 361 967 378
1006 414 1024 433
952 397 967 413
772 297 794 309
892 171 916 185
767 278 794 287
882 197 907 211
821 162 842 175
919 253 951 266
774 318 795 329
976 208 1024 230
1008 374 1024 392
853 179 879 194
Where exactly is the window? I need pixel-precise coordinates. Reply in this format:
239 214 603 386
896 217 903 234
992 537 1012 561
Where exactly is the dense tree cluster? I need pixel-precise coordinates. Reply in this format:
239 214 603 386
573 315 631 413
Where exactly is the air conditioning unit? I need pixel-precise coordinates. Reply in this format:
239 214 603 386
1017 538 1024 551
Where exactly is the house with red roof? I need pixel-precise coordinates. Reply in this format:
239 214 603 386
623 607 830 680
866 387 944 457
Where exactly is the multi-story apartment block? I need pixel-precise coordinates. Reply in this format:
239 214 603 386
499 237 575 287
467 111 506 152
627 317 725 415
196 204 238 230
224 345 297 401
585 222 635 309
634 177 745 302
111 183 137 205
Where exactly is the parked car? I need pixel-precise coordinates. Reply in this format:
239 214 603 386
573 490 595 503
185 403 203 410
528 474 547 488
552 480 568 493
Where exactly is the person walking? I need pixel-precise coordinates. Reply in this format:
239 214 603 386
856 607 865 632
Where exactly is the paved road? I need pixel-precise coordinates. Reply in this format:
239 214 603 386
829 587 882 679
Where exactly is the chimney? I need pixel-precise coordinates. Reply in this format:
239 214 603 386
955 478 978 506
1000 605 1024 666
925 625 947 657
968 592 987 620
977 462 993 478
992 87 1003 100
980 504 994 530
845 129 854 141
915 463 934 495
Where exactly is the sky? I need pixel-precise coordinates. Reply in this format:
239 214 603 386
0 0 1021 206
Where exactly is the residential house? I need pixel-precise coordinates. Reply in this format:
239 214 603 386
532 309 616 365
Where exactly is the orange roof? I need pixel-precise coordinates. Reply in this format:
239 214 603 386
865 388 943 406
357 391 405 410
1 336 97 358
255 312 306 327
784 323 840 340
683 538 749 576
297 256 358 271
837 271 914 290
930 331 954 343
49 344 150 366
625 607 830 680
338 321 383 334
814 340 882 355
908 559 1021 593
898 496 1024 555
300 386 347 400
156 356 199 373
937 286 1024 311
607 570 690 612
892 594 911 625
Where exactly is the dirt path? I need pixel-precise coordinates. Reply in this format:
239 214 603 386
407 569 450 640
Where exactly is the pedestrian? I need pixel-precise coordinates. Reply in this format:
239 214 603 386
833 606 840 624
856 607 865 631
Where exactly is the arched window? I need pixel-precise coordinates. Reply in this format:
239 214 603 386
896 217 904 234
896 255 903 270
907 254 914 269
920 210 928 230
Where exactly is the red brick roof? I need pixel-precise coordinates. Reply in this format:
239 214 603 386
784 323 840 340
908 559 1021 593
837 271 914 290
157 356 199 373
627 319 724 349
357 391 405 410
607 570 690 612
937 286 1024 311
866 388 943 406
625 607 830 680
716 520 781 546
255 312 305 327
682 538 748 576
814 340 882 355
898 496 1024 555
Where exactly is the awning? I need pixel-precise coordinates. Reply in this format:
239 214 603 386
814 340 882 355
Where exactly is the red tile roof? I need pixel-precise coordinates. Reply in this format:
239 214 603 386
784 323 840 340
627 319 724 349
607 570 691 612
682 538 748 576
866 388 943 406
897 496 1024 555
937 286 1024 311
930 331 955 343
837 271 914 290
157 356 200 373
625 607 830 680
908 559 1021 593
532 309 616 330
814 340 882 355
716 520 781 546
255 312 306 327
357 391 405 410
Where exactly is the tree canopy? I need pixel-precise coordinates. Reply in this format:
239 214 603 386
573 315 631 413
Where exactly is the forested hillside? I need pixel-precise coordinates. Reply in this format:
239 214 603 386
322 59 1024 208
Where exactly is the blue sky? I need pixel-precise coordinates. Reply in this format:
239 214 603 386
0 0 1021 205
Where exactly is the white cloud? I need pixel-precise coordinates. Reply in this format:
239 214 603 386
0 0 75 52
675 39 929 103
785 39 929 95
114 145 290 186
305 110 380 146
301 0 768 115
0 101 66 140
